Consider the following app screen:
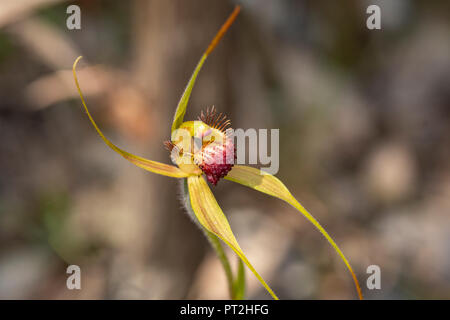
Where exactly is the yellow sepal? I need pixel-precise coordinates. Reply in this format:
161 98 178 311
73 57 189 178
225 165 363 300
171 6 240 133
187 175 279 300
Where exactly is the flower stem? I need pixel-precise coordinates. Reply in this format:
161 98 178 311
204 230 236 299
233 258 246 300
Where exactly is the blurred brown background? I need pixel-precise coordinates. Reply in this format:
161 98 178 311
0 0 449 299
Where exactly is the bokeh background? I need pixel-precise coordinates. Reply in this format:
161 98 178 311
0 0 449 299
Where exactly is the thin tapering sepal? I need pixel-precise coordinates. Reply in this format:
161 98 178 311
225 165 363 300
73 56 189 178
180 179 242 300
187 175 279 300
171 6 240 133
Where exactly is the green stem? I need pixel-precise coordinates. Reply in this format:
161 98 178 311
234 258 246 300
204 230 236 299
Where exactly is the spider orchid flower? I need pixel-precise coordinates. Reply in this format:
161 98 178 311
72 6 362 300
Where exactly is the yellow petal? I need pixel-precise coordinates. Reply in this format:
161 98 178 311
72 57 189 178
187 175 279 300
225 165 363 300
171 6 240 133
